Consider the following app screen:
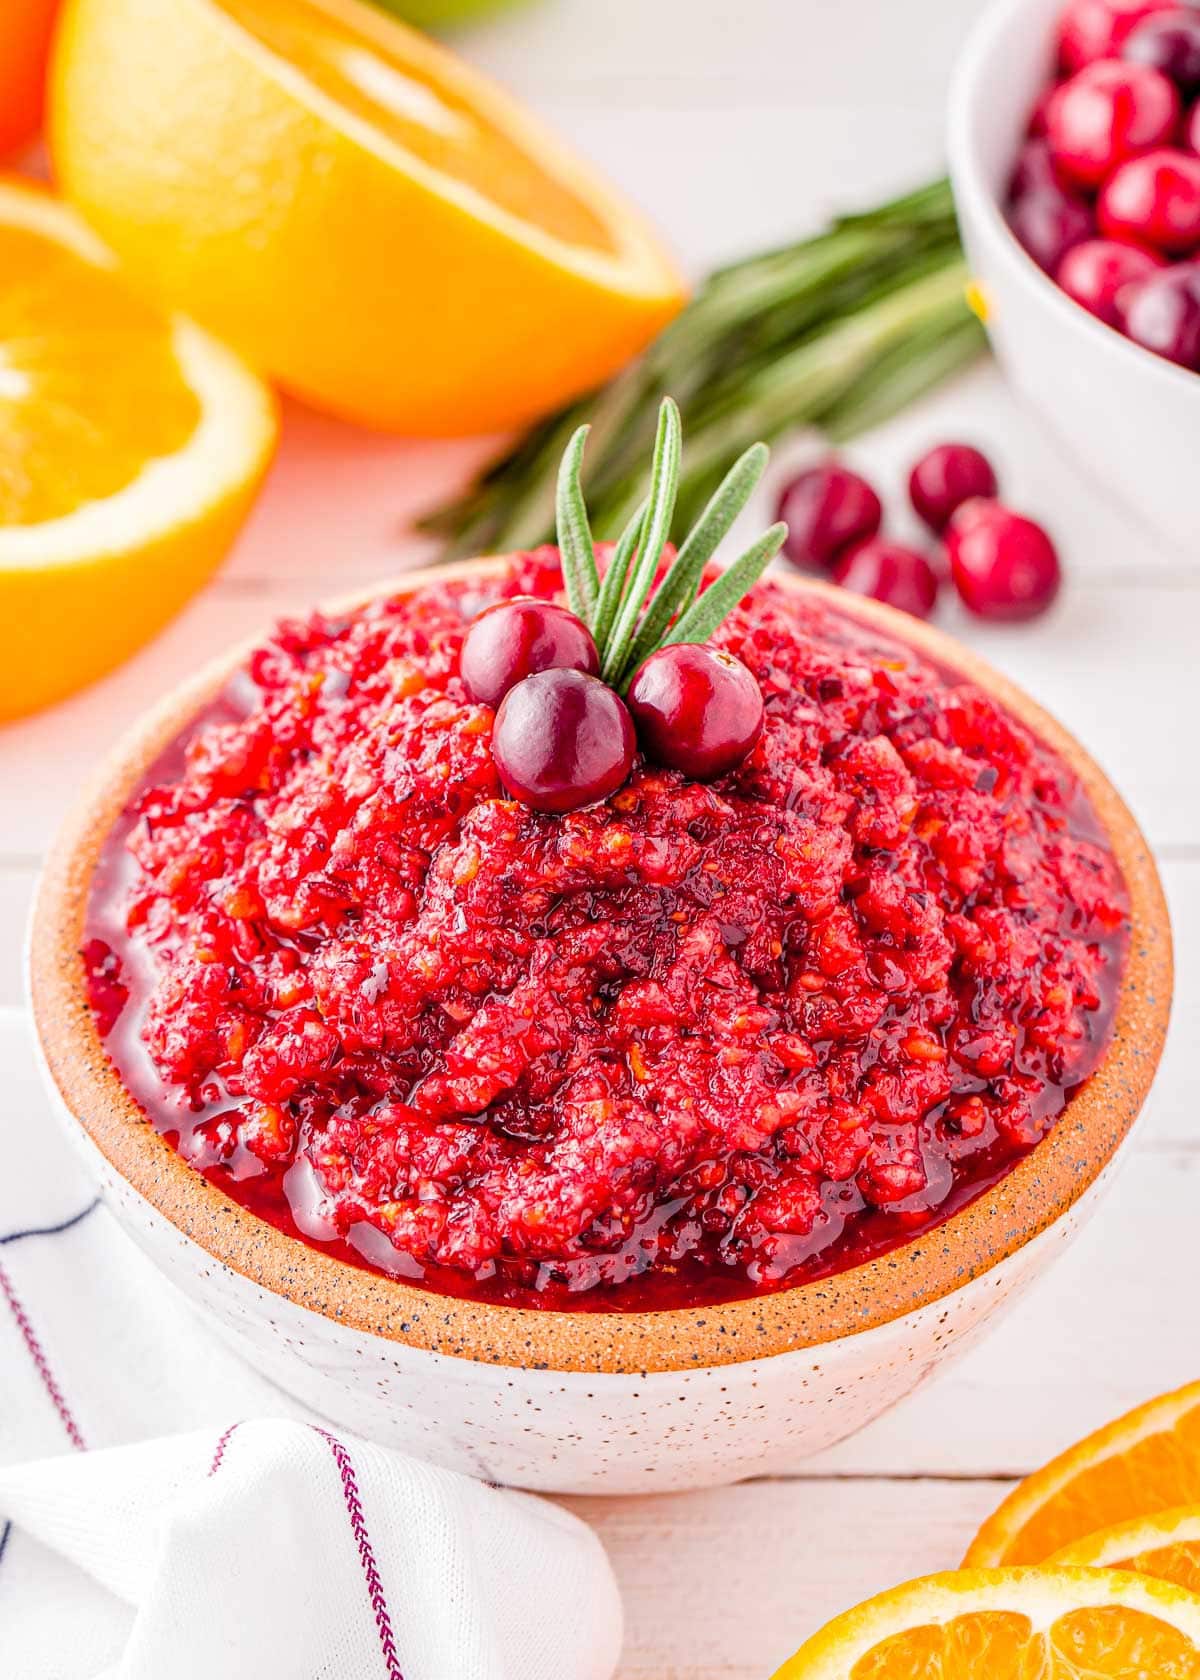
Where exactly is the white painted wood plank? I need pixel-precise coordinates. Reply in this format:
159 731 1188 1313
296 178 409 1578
1143 855 1198 1153
465 0 981 114
566 1478 1005 1680
220 398 492 586
0 866 36 1007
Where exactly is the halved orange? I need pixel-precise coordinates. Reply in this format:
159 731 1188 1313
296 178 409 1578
0 0 61 158
770 1567 1200 1678
0 176 276 720
967 1382 1200 1568
50 0 687 436
1054 1507 1200 1596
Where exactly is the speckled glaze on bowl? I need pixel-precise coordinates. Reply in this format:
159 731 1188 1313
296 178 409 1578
29 561 1171 1494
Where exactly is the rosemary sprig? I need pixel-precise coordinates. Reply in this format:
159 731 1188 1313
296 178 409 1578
555 399 786 687
554 424 599 623
599 397 681 683
419 177 985 558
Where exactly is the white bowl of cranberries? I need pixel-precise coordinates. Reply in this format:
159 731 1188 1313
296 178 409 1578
949 0 1200 553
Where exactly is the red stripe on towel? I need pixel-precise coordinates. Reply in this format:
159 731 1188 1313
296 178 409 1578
316 1428 404 1680
0 1259 86 1451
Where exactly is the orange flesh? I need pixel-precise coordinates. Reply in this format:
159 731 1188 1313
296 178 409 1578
0 223 199 525
1114 1544 1200 1597
850 1607 1200 1677
215 0 620 254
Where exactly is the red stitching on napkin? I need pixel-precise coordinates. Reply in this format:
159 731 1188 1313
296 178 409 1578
315 1428 404 1680
0 1259 86 1451
208 1422 240 1477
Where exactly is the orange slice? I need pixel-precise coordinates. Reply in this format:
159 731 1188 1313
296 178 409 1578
0 176 276 720
1054 1507 1200 1596
770 1567 1200 1678
966 1382 1200 1567
50 0 687 436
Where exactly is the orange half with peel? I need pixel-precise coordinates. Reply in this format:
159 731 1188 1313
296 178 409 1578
1053 1507 1200 1596
967 1381 1200 1567
770 1567 1200 1678
50 0 687 435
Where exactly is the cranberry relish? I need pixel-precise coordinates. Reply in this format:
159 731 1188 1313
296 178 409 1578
85 551 1129 1310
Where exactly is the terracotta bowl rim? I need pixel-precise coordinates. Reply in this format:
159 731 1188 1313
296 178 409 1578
28 558 1173 1375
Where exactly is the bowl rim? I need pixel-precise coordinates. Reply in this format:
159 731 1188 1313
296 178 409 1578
947 0 1200 402
29 558 1172 1375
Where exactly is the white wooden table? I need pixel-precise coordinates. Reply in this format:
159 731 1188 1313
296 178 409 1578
2 2 1197 1673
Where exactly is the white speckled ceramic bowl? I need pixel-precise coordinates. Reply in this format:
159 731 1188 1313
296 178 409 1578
30 562 1171 1495
948 0 1200 555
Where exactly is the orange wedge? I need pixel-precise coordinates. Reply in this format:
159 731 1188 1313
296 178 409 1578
50 0 687 436
770 1567 1200 1678
0 176 276 720
967 1382 1200 1568
1054 1507 1200 1596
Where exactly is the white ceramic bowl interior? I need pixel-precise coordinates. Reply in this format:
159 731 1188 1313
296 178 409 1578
948 0 1199 556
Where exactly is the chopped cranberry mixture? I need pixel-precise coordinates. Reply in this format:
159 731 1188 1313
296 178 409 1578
85 551 1128 1310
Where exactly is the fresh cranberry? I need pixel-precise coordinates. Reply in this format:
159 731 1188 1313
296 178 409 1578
946 501 1062 622
1056 236 1167 323
1009 186 1095 271
626 644 763 780
460 597 598 707
775 462 882 570
1046 61 1180 189
492 669 635 812
831 539 941 621
1029 84 1059 138
1123 9 1200 95
1099 146 1200 248
908 443 1000 533
1059 0 1178 72
1189 99 1200 149
1010 137 1068 198
1122 261 1200 362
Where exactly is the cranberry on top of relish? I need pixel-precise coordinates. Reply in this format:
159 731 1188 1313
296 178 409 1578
85 550 1129 1311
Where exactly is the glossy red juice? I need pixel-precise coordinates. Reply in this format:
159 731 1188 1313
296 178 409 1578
84 552 1129 1311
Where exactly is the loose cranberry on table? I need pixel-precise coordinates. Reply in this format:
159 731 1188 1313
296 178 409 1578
1045 61 1181 191
1059 0 1179 72
1056 236 1167 323
1122 261 1200 361
908 443 999 533
1098 147 1200 250
626 644 764 780
830 539 940 621
1008 183 1095 271
491 668 635 813
946 500 1062 622
1122 9 1200 96
460 597 598 707
775 461 882 570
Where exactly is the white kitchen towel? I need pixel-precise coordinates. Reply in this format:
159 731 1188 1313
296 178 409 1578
0 1012 622 1680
